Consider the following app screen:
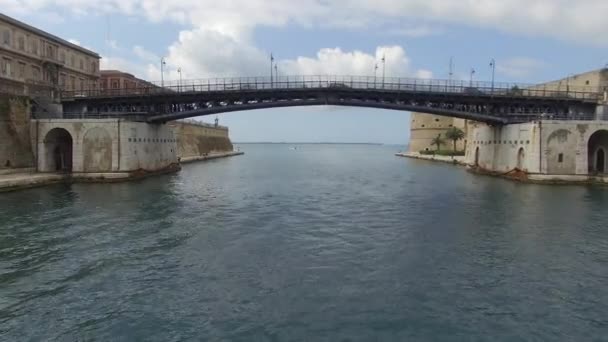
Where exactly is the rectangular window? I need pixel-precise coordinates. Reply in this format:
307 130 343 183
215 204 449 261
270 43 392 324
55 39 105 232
70 76 76 90
18 62 25 78
59 73 66 87
30 39 38 55
2 30 10 46
60 51 66 63
31 65 40 80
558 153 564 163
70 54 75 67
79 59 83 70
18 36 24 50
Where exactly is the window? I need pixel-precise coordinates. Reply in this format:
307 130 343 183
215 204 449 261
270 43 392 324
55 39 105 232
60 51 66 63
79 59 83 70
558 153 564 163
70 54 75 67
31 65 40 80
30 39 38 55
18 36 24 51
70 76 76 90
1 58 11 76
59 73 66 87
2 29 10 46
586 80 590 85
18 62 25 78
91 61 96 73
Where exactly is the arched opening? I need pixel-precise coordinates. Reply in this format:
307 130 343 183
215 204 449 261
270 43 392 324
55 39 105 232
588 130 608 174
474 147 480 167
597 148 605 173
517 148 525 170
44 128 73 172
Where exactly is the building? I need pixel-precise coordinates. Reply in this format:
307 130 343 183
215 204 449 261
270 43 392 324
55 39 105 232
0 13 100 97
99 70 156 92
408 68 608 153
408 113 468 152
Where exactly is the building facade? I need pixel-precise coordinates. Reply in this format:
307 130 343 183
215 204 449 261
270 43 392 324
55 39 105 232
99 70 156 92
0 13 100 97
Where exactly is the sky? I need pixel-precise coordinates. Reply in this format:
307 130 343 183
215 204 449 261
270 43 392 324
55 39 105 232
3 0 608 144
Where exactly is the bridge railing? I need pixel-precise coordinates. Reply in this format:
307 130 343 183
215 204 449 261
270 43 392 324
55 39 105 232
61 75 602 101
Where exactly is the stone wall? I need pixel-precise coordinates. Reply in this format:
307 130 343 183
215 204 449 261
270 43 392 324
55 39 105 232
465 120 608 177
0 95 35 169
36 119 178 173
169 121 233 159
408 113 467 152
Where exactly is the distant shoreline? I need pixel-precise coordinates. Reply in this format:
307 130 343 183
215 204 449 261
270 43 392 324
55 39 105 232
234 142 387 145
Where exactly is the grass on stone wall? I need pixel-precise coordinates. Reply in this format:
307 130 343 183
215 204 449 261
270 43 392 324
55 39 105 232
419 150 465 156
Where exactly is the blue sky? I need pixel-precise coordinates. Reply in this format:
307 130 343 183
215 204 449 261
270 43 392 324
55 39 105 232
3 0 608 144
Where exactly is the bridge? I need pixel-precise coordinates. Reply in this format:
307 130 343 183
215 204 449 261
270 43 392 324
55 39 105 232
59 75 603 125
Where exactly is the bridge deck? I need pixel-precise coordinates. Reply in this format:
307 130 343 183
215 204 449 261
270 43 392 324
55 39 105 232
59 75 602 124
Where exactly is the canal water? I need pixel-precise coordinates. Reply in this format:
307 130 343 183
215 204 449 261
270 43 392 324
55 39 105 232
1 144 608 341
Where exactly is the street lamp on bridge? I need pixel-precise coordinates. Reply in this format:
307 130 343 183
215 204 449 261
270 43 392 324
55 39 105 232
469 68 476 87
177 67 182 92
490 58 496 92
270 53 274 88
381 54 386 89
160 57 166 88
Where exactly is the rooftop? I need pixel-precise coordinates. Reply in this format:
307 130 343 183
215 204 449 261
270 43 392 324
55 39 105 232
0 13 100 58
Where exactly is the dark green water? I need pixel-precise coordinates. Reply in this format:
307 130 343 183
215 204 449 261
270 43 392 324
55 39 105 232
1 144 608 341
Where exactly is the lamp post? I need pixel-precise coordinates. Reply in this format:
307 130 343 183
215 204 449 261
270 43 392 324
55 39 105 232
374 63 378 88
489 58 496 92
160 57 166 88
274 63 278 85
177 67 182 92
381 54 386 89
270 53 274 88
469 68 475 88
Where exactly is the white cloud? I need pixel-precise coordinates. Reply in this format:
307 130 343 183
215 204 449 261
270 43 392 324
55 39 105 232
4 0 608 46
497 57 547 78
67 38 81 46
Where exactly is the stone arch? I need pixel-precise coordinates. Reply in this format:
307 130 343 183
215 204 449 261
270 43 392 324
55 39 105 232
517 147 525 170
588 130 608 174
83 127 113 172
43 128 73 172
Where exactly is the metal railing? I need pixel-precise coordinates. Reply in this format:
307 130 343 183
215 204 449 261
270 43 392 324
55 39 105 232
61 75 603 101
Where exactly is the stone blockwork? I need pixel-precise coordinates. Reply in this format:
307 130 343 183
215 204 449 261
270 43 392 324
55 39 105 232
408 112 468 152
0 95 35 169
169 121 234 159
465 120 608 180
36 119 178 173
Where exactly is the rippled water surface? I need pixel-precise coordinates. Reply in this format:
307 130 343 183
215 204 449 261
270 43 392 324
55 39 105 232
1 144 608 341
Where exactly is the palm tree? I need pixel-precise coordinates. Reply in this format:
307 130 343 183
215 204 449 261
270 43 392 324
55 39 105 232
430 134 445 152
445 127 465 152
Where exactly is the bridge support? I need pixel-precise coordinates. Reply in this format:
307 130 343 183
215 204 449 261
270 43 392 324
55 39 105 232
35 119 179 176
466 120 608 183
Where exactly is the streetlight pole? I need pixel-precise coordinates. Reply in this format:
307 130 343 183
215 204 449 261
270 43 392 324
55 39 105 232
489 58 496 93
469 68 475 88
270 53 274 88
275 63 278 85
177 67 182 92
381 54 386 89
160 57 166 88
373 63 378 88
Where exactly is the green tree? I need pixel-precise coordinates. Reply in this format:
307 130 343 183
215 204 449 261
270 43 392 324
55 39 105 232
445 127 466 152
430 134 445 152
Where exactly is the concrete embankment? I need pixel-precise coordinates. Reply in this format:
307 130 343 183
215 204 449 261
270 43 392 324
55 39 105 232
0 152 244 192
395 152 466 166
180 151 244 164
